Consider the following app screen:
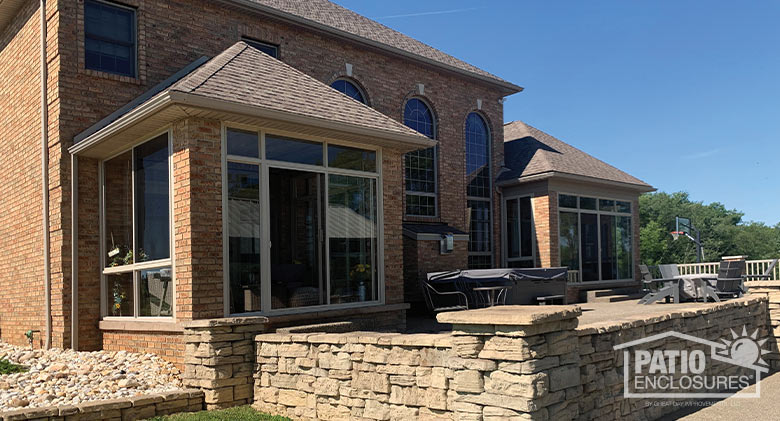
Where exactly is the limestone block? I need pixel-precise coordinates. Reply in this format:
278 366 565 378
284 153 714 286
256 386 279 403
447 357 497 372
452 336 484 358
278 389 309 407
378 364 416 375
549 365 579 392
453 370 484 393
484 371 547 398
317 402 351 420
195 364 233 380
363 399 391 420
498 357 560 375
318 352 353 370
258 342 279 357
203 387 233 404
389 404 419 420
419 348 450 367
364 345 391 363
353 371 391 393
314 377 340 397
389 375 416 387
195 342 233 358
279 343 310 358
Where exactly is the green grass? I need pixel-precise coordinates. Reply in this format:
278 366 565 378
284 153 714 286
0 359 26 374
145 406 290 421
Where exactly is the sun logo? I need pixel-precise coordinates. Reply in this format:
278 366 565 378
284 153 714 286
718 326 771 368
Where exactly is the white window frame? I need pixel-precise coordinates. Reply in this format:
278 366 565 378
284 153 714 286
465 112 492 268
222 123 385 317
84 0 139 78
501 194 536 267
557 192 634 283
403 97 438 218
99 128 175 321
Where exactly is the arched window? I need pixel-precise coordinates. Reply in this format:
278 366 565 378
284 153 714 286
465 112 492 269
403 98 436 216
331 79 366 104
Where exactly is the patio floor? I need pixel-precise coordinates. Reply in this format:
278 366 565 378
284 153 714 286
577 299 739 328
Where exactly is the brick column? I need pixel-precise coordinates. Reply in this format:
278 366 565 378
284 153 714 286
182 317 268 409
439 306 582 420
532 192 558 268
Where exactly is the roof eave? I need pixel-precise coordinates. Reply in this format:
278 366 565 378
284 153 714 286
0 0 27 35
69 90 436 156
497 171 656 193
221 0 523 94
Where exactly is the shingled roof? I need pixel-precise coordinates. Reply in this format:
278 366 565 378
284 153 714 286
229 0 521 92
499 121 653 190
73 42 434 154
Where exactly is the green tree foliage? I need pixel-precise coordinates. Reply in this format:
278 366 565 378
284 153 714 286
639 192 780 264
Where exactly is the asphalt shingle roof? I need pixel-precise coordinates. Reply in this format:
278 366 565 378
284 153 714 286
500 121 652 189
238 0 520 91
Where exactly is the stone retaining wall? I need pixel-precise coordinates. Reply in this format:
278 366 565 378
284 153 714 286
0 389 203 421
253 296 774 421
182 317 268 410
577 297 768 420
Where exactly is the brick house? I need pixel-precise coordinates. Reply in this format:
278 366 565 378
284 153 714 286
0 0 650 365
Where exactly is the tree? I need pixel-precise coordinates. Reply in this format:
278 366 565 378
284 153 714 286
639 192 780 264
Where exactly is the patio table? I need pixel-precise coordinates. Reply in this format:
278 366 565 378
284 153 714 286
675 274 720 302
472 285 512 307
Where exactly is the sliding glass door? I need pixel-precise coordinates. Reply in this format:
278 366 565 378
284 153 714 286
225 128 381 315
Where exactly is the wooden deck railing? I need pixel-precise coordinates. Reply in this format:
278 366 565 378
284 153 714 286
677 259 780 280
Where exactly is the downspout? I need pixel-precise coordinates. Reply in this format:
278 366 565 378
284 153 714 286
71 155 78 350
40 0 52 350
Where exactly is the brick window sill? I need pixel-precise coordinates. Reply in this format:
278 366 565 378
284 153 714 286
99 319 183 333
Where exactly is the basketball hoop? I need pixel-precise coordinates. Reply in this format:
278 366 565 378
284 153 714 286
671 231 682 241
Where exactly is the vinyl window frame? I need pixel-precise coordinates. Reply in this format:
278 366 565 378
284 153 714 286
84 0 138 78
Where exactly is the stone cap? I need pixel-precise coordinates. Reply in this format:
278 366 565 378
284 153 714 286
182 316 269 328
436 305 582 326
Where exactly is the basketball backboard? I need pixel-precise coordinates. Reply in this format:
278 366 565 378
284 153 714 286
675 217 692 236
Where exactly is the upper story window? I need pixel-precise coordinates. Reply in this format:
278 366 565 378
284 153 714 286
84 0 137 77
331 79 366 104
243 38 279 58
465 113 491 198
403 98 437 217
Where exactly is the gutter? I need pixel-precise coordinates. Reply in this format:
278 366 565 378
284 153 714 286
70 154 78 350
495 171 656 193
221 0 523 94
39 0 51 349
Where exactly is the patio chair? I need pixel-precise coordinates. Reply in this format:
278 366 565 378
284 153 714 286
638 264 680 305
658 264 681 279
421 271 469 313
709 259 747 299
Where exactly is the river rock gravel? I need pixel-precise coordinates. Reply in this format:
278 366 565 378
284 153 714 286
0 343 182 411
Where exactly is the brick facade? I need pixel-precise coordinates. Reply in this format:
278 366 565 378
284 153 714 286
403 236 469 305
1 0 509 356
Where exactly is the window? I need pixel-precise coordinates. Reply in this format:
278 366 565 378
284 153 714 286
331 79 366 104
84 0 136 77
243 38 279 58
558 194 633 281
403 98 437 216
103 133 172 318
505 196 534 268
225 128 381 315
465 113 492 268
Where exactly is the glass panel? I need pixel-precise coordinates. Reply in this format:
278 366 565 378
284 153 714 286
405 194 436 217
104 151 133 268
84 0 135 77
328 145 376 172
270 168 326 309
468 200 491 254
404 147 436 193
465 113 490 198
227 128 259 158
403 98 434 139
559 194 577 208
616 201 631 213
559 212 579 272
328 175 378 304
106 272 134 317
468 255 492 269
330 80 365 103
580 197 597 210
139 267 173 317
506 199 520 259
599 199 615 212
600 215 617 280
520 197 533 257
244 39 278 58
265 135 323 166
134 134 170 262
580 213 599 281
227 163 262 314
617 216 633 279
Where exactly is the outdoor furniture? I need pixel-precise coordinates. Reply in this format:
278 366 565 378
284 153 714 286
421 271 469 313
658 264 681 279
710 259 747 299
473 285 512 307
638 267 680 305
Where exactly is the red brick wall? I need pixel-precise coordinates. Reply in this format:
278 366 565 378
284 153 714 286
0 1 50 348
403 236 469 304
532 193 557 268
77 157 102 350
102 330 185 367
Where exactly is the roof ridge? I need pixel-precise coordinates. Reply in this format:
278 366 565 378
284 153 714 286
175 43 250 94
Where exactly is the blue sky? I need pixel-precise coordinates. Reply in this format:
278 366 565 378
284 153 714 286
335 0 780 225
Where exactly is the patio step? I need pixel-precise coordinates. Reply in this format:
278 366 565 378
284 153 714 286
586 288 644 303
